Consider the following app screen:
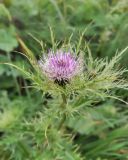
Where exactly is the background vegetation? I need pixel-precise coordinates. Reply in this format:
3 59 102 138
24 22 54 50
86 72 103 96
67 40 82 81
0 0 128 159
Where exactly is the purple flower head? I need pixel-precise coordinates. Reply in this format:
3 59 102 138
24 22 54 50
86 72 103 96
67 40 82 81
39 50 83 85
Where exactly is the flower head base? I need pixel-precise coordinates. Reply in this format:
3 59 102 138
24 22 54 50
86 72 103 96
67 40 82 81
39 50 83 85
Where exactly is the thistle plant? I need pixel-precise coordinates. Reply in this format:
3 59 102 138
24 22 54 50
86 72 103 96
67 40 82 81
0 34 128 160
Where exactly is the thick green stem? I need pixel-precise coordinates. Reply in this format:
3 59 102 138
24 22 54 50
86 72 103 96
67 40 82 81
58 93 67 130
61 93 67 108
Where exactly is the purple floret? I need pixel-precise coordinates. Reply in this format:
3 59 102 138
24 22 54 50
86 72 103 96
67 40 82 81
39 50 83 84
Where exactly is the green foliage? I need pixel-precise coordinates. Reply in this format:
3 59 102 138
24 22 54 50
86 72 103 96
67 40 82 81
0 4 18 52
0 25 18 52
0 0 127 61
0 0 128 160
68 103 128 159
